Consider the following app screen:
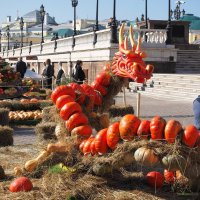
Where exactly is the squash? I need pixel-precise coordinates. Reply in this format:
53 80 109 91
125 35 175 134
90 139 98 155
66 113 88 131
25 150 50 172
79 140 87 153
30 98 39 103
55 123 66 142
71 125 92 137
106 121 120 150
94 128 108 155
91 81 107 96
164 169 175 184
47 142 69 153
134 147 159 167
9 177 33 192
80 84 96 102
119 114 141 141
56 95 75 109
60 102 82 121
68 82 86 104
51 85 76 104
162 154 187 171
146 171 164 189
182 125 199 148
150 116 166 140
14 167 23 177
95 71 111 86
137 120 150 139
164 120 182 143
82 137 95 155
93 90 102 106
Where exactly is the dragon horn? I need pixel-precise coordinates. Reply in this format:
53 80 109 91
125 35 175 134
129 25 136 49
124 36 128 50
136 33 142 52
119 23 125 45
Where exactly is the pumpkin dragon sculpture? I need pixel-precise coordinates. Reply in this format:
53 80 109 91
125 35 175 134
15 24 200 191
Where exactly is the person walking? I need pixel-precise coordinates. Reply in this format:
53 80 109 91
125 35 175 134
193 95 200 130
16 57 27 78
56 62 65 85
72 60 86 84
45 59 54 89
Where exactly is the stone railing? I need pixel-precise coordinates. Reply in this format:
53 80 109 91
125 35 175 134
0 27 168 61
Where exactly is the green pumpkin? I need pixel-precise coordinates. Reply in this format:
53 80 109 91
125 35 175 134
162 154 187 172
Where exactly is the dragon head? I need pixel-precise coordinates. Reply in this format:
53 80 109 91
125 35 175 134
112 23 154 83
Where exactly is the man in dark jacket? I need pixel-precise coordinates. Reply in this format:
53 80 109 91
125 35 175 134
193 95 200 130
45 59 54 89
72 60 85 84
16 57 27 78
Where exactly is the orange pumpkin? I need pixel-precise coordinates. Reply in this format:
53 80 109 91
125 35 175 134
60 102 82 121
20 99 29 104
91 81 107 96
56 95 75 109
164 169 175 184
106 122 120 150
90 139 98 155
93 90 102 106
51 85 76 104
137 120 150 139
182 125 199 148
68 82 86 104
94 128 108 155
30 98 39 103
150 116 166 140
79 140 87 153
95 71 111 86
82 137 95 155
119 114 141 141
164 120 182 143
9 177 33 192
71 125 92 138
66 112 88 131
146 171 164 189
80 84 96 102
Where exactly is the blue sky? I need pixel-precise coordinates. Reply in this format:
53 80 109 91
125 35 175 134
0 0 199 24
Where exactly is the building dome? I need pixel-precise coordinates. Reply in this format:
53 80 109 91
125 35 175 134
180 14 200 30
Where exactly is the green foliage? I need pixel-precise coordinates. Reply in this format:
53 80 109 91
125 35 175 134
9 119 41 126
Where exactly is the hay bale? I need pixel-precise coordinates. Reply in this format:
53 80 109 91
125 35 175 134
0 126 13 146
35 122 57 145
0 108 9 126
42 106 58 123
109 105 134 117
0 165 6 179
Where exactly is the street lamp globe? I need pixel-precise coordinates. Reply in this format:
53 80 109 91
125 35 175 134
71 0 78 7
40 4 45 21
19 17 24 31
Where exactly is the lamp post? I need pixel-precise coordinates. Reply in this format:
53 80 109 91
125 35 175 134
170 1 185 20
93 0 99 45
166 0 172 44
19 17 24 47
71 0 78 36
40 4 45 43
145 0 148 29
6 25 10 51
0 30 2 52
110 0 118 43
94 0 99 31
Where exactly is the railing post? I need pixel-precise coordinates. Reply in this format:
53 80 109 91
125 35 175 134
72 35 75 48
29 41 32 54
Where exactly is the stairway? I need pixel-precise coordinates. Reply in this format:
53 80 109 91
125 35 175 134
176 50 200 73
129 74 200 102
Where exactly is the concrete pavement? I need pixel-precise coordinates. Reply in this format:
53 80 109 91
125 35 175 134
115 90 194 127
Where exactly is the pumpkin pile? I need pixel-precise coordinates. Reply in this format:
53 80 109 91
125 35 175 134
9 110 42 121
